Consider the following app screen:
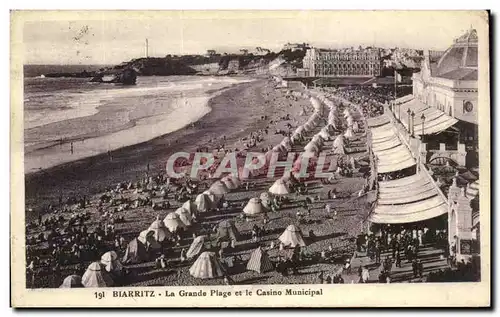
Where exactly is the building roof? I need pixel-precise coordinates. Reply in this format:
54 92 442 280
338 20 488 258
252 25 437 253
430 29 478 80
369 172 448 224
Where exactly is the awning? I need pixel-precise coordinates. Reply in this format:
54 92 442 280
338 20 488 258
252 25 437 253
369 172 448 224
394 97 458 135
370 118 416 174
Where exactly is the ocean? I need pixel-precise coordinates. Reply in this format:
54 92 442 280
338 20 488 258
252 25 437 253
23 73 253 174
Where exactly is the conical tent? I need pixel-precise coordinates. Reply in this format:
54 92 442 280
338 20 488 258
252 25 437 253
319 128 330 140
344 128 354 138
201 190 216 204
59 275 83 288
164 212 187 232
175 207 192 226
148 217 170 242
280 137 292 151
138 229 161 249
186 235 206 260
182 200 196 216
332 135 346 154
269 178 290 195
81 262 114 288
189 251 227 279
243 197 264 216
304 142 319 153
246 247 274 273
209 181 229 196
278 225 307 247
195 193 212 213
347 115 354 127
100 251 123 273
221 177 238 190
353 121 360 133
216 219 240 242
122 238 148 264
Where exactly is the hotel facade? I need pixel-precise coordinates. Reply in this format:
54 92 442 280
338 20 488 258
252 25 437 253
302 47 382 77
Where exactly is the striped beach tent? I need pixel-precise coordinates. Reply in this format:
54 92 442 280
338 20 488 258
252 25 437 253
246 246 274 273
186 235 207 260
189 252 227 279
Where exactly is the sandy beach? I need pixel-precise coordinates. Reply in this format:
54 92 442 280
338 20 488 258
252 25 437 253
25 79 309 215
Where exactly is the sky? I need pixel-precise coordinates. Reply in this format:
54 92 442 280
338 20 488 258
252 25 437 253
18 10 487 65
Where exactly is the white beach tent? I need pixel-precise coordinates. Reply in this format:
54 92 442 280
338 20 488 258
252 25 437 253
59 275 83 288
269 178 290 195
164 212 187 232
278 224 307 247
333 135 346 154
81 262 114 288
344 128 354 138
147 216 170 242
243 197 264 216
189 251 227 279
195 193 212 213
182 200 197 216
100 251 123 274
175 207 193 227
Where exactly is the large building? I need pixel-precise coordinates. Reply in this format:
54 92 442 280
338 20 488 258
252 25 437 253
302 47 382 77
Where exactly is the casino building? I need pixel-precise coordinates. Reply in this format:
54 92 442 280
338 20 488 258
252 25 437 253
302 47 382 77
368 28 481 264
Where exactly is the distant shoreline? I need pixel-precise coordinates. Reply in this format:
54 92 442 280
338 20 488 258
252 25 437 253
24 79 268 215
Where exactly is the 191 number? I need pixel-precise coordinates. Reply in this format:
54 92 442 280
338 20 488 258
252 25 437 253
94 291 105 299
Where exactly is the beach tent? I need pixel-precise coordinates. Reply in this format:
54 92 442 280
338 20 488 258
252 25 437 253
298 108 306 116
122 238 148 264
201 190 216 204
100 251 123 274
333 135 346 154
303 121 316 132
189 252 227 279
215 219 240 242
246 246 274 273
260 192 272 208
138 230 161 250
148 217 170 242
81 262 114 288
182 200 197 216
59 275 83 288
164 212 187 232
346 115 355 127
269 178 290 195
209 181 230 196
175 207 193 227
195 193 212 213
221 176 238 190
279 225 307 247
312 134 325 146
304 142 319 153
353 121 360 133
344 128 354 138
319 128 330 140
186 235 207 260
343 108 351 118
243 197 264 216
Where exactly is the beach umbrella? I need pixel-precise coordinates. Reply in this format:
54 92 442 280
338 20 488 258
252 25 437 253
164 212 187 232
246 246 274 273
81 262 114 288
278 225 306 247
195 193 212 213
148 216 171 242
59 275 83 288
101 251 123 274
189 252 227 279
269 178 290 195
175 207 193 227
243 197 264 216
186 235 207 260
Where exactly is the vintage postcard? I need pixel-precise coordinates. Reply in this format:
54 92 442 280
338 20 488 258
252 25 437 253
10 10 490 307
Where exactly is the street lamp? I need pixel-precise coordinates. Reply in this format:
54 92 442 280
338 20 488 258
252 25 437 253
421 113 426 137
407 108 412 133
411 111 415 137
